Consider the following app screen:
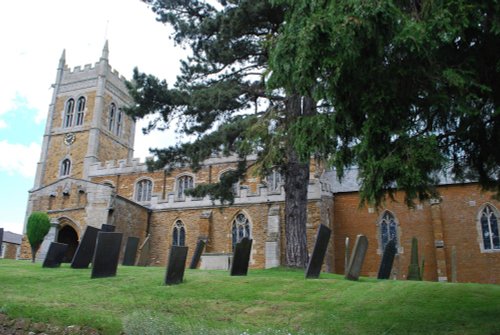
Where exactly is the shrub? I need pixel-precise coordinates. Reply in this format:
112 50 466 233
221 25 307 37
26 211 51 262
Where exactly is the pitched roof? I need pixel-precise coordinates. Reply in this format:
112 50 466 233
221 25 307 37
2 231 22 245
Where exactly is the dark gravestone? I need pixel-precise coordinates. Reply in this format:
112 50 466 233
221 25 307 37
189 239 206 269
345 234 369 281
0 228 3 247
230 237 253 276
305 224 332 279
71 226 100 269
101 224 115 232
137 235 151 266
42 242 69 268
122 237 140 266
377 239 397 279
164 246 188 285
91 232 123 279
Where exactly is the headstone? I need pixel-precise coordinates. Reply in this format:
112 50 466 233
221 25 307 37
0 228 3 246
305 224 332 279
71 226 100 268
345 235 368 281
91 232 123 279
189 239 206 269
164 246 188 285
344 237 350 275
230 237 253 276
136 235 151 266
377 239 397 279
42 242 69 268
122 237 140 266
101 224 116 232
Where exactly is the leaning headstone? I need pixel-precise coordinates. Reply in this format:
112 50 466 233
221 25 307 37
345 235 368 281
164 246 188 285
122 237 140 266
305 224 332 279
230 237 253 276
71 226 100 269
91 232 123 279
101 224 115 232
42 242 69 268
407 237 422 281
136 235 151 266
377 239 397 279
0 228 3 253
189 239 206 269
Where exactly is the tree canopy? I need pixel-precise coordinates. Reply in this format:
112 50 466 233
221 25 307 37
269 0 500 206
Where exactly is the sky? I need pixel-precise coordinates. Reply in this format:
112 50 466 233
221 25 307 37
0 0 186 234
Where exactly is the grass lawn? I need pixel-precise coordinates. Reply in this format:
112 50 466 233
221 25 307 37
0 259 499 335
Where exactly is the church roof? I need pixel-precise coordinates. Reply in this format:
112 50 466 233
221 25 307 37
3 231 22 245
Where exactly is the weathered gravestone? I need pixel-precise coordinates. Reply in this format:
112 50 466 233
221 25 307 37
136 235 151 266
189 239 206 269
42 242 69 268
345 235 368 281
230 237 253 276
91 232 123 279
100 224 115 232
377 239 397 279
0 228 3 247
71 226 100 268
122 236 140 266
305 224 332 279
164 246 188 285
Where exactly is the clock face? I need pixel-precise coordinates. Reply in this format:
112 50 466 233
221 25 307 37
64 133 75 145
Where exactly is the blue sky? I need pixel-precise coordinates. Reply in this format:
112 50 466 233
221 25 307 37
0 0 185 234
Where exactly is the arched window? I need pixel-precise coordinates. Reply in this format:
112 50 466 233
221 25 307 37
108 103 116 132
116 108 123 136
75 97 85 126
220 170 239 196
267 169 282 192
379 211 398 252
176 175 194 199
64 99 75 128
61 159 71 177
172 220 186 247
480 205 500 250
135 179 152 202
232 213 251 251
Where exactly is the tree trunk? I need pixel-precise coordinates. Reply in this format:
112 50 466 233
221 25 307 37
31 244 40 263
284 94 315 268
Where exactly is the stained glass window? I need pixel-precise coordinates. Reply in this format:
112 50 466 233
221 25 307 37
481 205 500 250
379 211 398 251
232 213 250 251
173 220 186 247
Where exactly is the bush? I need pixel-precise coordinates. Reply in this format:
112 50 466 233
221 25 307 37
26 211 51 262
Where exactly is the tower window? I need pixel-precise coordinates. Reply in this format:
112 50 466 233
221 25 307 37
64 99 75 128
135 179 152 202
116 109 123 136
60 159 71 177
172 220 186 247
232 213 251 251
267 169 282 192
108 103 116 132
480 205 500 251
176 175 194 199
75 97 85 126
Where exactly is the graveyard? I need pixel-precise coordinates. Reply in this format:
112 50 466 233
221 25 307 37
1 259 499 335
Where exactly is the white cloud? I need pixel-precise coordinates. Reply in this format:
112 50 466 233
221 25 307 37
0 120 6 129
0 140 41 178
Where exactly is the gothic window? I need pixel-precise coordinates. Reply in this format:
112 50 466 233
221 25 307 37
172 220 186 247
116 109 123 136
176 175 194 199
220 170 239 196
64 99 75 128
135 179 152 202
480 205 500 251
75 96 85 126
379 211 398 252
267 169 282 192
232 213 251 251
60 159 71 177
108 103 116 132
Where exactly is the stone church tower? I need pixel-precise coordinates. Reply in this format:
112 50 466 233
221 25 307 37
33 41 135 189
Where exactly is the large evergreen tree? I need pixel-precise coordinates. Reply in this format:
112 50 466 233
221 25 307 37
269 0 500 206
127 0 310 267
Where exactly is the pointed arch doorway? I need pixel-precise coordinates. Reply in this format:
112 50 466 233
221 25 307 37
57 219 79 262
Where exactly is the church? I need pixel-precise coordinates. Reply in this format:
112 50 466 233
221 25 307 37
20 43 500 284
